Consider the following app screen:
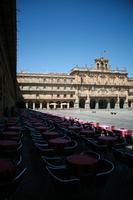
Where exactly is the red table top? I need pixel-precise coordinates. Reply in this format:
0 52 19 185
35 126 47 131
33 122 43 126
0 140 18 148
66 154 98 166
42 131 59 136
49 138 70 145
3 131 21 136
98 136 117 144
80 129 94 134
69 126 81 129
7 126 22 131
0 160 16 182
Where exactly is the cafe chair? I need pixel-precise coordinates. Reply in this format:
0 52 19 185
34 142 54 152
124 152 133 167
80 150 100 160
64 140 78 155
112 147 125 162
45 165 80 191
93 159 114 185
42 156 66 168
113 138 126 149
0 163 27 200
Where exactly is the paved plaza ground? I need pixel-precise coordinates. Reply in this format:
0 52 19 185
40 109 133 130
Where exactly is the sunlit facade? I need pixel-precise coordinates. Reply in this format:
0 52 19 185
17 57 133 110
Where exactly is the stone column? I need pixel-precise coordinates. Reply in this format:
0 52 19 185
107 100 110 109
85 96 90 109
61 103 63 109
67 103 70 109
74 99 79 109
26 102 28 108
115 96 119 109
47 102 49 109
95 100 99 109
124 101 128 109
40 102 42 109
54 103 56 109
33 102 35 110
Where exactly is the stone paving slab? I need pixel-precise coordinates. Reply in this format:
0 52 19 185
40 109 133 130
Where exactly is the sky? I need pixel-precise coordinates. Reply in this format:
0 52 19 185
17 0 133 76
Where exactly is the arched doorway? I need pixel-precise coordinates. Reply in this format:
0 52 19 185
79 98 85 108
35 101 40 109
128 101 131 108
49 102 54 109
42 101 47 109
120 99 124 109
99 99 107 109
28 101 33 109
62 102 67 109
90 99 96 109
69 101 74 108
110 98 115 109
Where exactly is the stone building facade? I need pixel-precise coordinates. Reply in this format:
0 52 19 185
17 57 133 110
0 0 17 116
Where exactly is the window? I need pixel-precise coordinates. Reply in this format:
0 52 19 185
57 94 60 98
70 94 73 98
64 94 66 98
64 86 66 90
57 86 60 89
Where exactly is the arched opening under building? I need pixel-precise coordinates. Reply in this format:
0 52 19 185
128 101 131 108
56 101 61 109
35 101 40 109
28 101 33 109
99 99 107 109
110 98 115 109
42 101 47 109
90 99 96 109
69 101 74 108
62 102 67 109
49 102 54 109
79 98 85 108
119 98 124 109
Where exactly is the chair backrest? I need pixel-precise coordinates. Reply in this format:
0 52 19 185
112 147 124 161
124 152 133 167
94 159 114 184
45 166 80 185
81 150 100 160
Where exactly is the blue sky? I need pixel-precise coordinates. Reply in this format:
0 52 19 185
17 0 133 76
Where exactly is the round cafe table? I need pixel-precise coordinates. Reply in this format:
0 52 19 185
3 131 21 137
49 138 71 151
68 126 81 132
80 129 95 136
0 160 16 183
32 122 43 126
6 126 22 132
66 154 98 176
0 140 18 150
41 131 59 140
98 136 117 145
35 126 47 132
